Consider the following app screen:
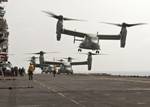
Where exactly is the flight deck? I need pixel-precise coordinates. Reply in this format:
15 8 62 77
1 74 150 107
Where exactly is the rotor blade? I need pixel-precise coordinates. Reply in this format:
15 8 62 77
101 22 121 27
27 51 45 55
63 17 86 21
42 10 86 21
26 51 58 55
46 51 59 54
42 10 60 19
125 23 147 27
101 22 147 27
25 52 37 54
32 52 40 54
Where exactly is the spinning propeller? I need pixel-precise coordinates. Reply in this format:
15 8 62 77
27 51 58 55
42 10 85 21
102 22 146 27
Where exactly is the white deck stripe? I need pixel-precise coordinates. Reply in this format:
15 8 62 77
34 80 82 106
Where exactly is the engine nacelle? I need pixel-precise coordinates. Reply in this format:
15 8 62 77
39 55 44 65
120 27 127 48
87 53 92 70
88 62 92 70
56 33 61 41
56 20 63 41
120 34 127 48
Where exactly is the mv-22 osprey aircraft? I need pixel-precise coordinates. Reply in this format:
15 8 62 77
29 51 95 74
28 51 56 73
42 11 146 53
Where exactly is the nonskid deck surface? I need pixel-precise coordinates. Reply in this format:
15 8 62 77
0 74 150 107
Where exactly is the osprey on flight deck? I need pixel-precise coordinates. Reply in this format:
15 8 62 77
29 51 95 74
42 11 146 54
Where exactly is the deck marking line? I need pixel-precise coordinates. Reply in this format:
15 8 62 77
58 92 65 97
70 99 80 105
34 80 83 106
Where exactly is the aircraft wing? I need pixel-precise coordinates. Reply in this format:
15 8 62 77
44 61 63 65
62 29 120 40
97 34 121 40
62 29 87 38
71 61 88 66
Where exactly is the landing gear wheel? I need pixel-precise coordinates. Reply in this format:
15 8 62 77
78 49 82 52
96 50 99 54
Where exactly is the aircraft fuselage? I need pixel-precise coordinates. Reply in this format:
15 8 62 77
58 62 73 74
79 37 100 50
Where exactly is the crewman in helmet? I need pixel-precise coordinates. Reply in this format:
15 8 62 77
28 63 35 80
